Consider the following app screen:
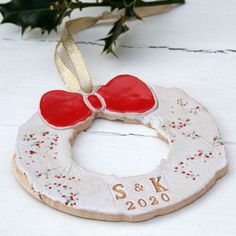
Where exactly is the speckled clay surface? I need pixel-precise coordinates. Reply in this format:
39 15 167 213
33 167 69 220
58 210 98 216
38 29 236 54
14 75 227 222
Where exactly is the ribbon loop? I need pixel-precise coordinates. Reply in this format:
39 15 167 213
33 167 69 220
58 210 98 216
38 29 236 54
54 6 171 93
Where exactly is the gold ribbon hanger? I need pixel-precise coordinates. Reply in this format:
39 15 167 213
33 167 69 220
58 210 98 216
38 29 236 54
54 5 171 93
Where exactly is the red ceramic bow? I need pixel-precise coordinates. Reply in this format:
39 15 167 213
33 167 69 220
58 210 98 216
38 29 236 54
40 75 156 128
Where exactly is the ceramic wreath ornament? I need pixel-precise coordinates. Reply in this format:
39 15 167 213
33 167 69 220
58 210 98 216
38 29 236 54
12 7 228 222
14 74 228 222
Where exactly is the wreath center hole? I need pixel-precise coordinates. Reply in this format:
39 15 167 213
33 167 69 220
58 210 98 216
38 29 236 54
72 120 169 177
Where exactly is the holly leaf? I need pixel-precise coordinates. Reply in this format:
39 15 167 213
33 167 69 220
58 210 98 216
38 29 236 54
0 0 71 34
100 16 129 56
100 0 141 55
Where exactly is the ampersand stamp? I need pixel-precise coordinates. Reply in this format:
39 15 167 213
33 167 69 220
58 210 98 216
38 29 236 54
134 183 144 192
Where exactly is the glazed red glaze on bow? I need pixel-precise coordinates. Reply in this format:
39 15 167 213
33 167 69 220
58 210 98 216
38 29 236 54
39 75 156 128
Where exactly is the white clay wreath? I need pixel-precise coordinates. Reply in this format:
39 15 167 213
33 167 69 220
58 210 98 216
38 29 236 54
14 74 227 222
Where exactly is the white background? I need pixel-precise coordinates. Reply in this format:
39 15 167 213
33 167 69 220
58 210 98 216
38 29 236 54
0 0 236 235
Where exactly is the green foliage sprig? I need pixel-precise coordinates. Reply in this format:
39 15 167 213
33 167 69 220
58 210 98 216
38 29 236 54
0 0 185 54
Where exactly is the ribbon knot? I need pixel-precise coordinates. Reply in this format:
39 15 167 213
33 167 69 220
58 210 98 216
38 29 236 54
39 75 157 128
85 94 104 111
